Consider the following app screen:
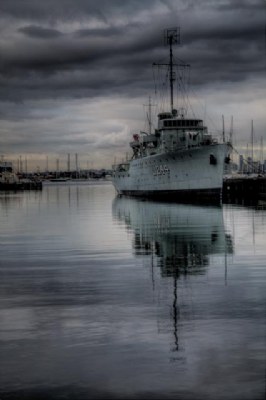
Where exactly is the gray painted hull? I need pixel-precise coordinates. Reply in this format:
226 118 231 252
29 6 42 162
112 143 228 202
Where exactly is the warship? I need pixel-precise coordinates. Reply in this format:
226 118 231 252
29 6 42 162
112 28 230 202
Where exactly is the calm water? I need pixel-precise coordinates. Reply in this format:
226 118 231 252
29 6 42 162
0 181 265 400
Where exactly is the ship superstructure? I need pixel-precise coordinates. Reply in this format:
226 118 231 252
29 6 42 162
112 28 230 202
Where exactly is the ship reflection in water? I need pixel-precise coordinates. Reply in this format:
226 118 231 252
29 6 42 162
112 196 233 276
112 197 233 355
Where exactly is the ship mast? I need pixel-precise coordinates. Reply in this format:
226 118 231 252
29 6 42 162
154 28 190 115
166 28 180 113
148 96 152 135
144 96 154 135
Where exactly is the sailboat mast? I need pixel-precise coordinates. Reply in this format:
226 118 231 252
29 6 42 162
251 119 254 172
222 115 225 143
169 36 174 113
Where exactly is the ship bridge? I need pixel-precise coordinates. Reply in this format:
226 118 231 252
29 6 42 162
157 113 204 130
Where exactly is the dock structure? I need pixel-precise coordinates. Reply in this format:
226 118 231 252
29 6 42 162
223 175 266 202
0 180 42 191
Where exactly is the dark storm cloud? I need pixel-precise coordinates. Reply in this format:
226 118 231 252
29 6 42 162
0 0 264 105
0 24 162 104
0 0 265 161
0 0 156 23
19 25 63 39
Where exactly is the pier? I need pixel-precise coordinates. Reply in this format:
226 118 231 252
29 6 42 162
0 180 42 191
223 175 266 203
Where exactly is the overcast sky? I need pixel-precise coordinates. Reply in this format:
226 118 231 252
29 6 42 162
0 0 265 170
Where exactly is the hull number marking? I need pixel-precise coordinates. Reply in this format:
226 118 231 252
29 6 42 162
153 165 170 176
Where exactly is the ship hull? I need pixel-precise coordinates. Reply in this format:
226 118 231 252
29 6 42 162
112 143 228 203
117 187 221 202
